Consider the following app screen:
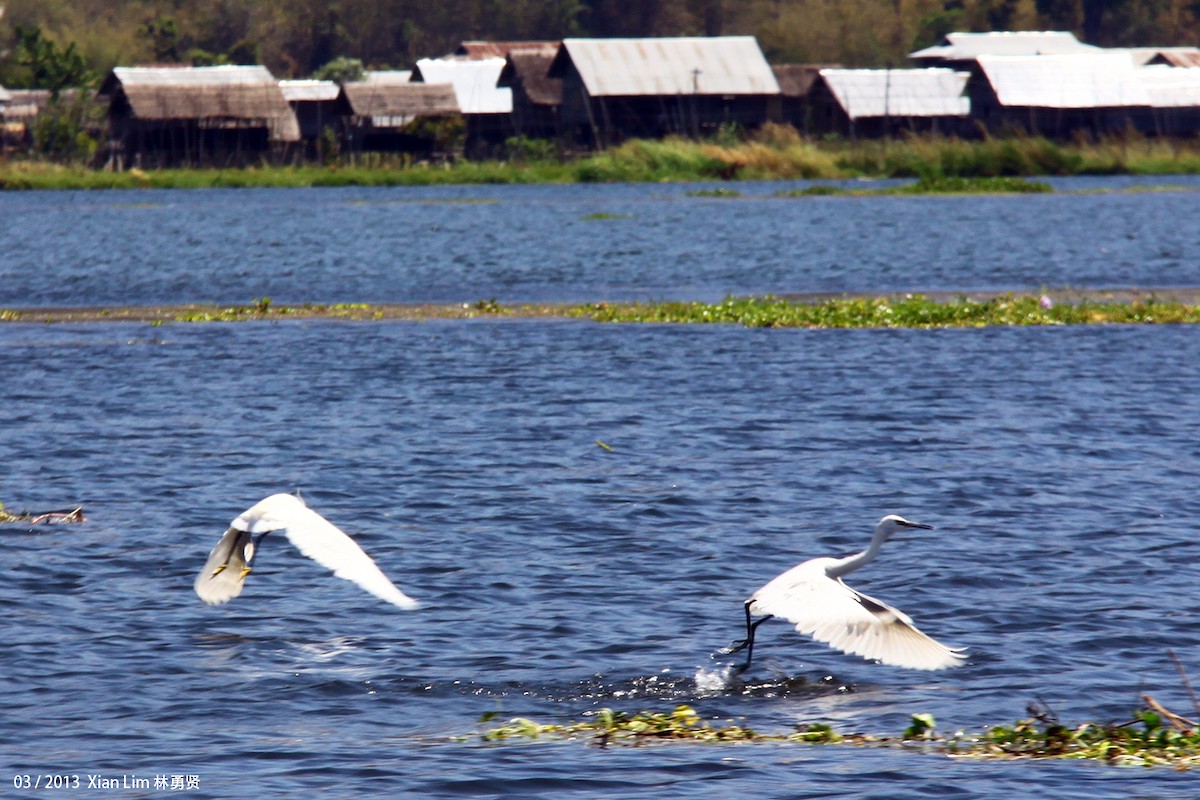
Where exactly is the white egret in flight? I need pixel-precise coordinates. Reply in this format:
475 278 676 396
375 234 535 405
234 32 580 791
194 493 419 610
725 515 964 672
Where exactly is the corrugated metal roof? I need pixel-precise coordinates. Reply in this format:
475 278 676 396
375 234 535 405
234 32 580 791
819 68 969 118
1124 47 1200 68
413 58 512 114
910 31 1097 61
0 84 11 104
279 79 340 102
976 53 1151 108
552 37 780 97
363 70 412 84
1136 64 1200 107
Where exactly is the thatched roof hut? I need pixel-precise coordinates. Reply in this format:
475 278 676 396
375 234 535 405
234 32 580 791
499 46 562 106
453 41 556 60
339 81 460 155
340 81 459 125
497 45 562 140
101 66 299 142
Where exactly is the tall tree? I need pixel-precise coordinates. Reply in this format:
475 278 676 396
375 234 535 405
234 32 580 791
10 24 96 96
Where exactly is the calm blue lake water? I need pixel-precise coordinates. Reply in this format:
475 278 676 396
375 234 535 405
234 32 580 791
2 181 1199 798
2 177 1200 306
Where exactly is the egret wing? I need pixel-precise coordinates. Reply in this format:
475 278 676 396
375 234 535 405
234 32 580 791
280 503 420 610
750 561 963 670
194 527 253 605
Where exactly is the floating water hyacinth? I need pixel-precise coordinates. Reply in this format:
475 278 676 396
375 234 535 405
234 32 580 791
476 702 1200 766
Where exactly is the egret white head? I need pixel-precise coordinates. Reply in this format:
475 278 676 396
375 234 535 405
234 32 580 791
873 514 933 542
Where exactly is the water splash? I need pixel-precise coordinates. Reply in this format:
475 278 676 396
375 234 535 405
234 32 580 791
694 664 740 694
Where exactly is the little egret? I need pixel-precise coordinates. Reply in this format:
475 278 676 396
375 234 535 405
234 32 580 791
194 493 419 609
725 514 964 672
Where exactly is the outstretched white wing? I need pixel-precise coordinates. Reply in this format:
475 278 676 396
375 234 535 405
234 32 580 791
749 559 963 671
275 499 420 610
195 493 420 610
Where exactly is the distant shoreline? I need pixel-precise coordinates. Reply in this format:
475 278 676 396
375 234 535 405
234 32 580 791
4 288 1199 326
5 133 1200 190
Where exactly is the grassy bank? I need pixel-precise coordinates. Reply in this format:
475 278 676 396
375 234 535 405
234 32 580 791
3 292 1199 327
6 131 1200 190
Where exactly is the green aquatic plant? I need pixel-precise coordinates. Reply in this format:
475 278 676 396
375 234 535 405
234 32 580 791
898 176 1052 194
472 298 505 314
774 176 1051 198
580 212 630 221
4 293 1198 328
974 706 1200 766
573 294 1200 329
482 705 760 744
903 713 939 740
775 185 844 197
476 702 1200 766
686 188 741 198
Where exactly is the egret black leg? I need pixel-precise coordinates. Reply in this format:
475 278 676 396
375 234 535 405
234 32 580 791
724 601 772 673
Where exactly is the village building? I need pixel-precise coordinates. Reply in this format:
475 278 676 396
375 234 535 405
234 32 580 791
909 31 1099 70
99 65 300 168
338 78 460 156
496 44 563 142
771 64 836 134
811 68 971 138
547 36 780 148
1133 65 1200 135
412 57 513 156
279 79 348 158
451 41 554 60
1123 46 1200 67
1 87 39 151
968 52 1151 137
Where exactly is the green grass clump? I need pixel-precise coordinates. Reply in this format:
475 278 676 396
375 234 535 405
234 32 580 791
574 294 1200 329
834 135 1085 178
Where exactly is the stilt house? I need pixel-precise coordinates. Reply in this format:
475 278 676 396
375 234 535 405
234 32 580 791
547 37 780 148
100 65 299 168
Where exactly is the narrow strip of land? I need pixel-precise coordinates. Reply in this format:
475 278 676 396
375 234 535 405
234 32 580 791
3 289 1199 327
